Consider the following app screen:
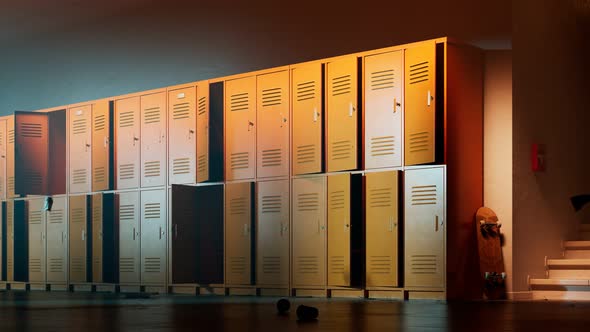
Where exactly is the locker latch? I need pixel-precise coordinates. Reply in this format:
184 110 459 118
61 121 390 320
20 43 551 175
427 90 434 107
248 121 255 131
349 103 355 117
393 98 401 114
313 107 319 122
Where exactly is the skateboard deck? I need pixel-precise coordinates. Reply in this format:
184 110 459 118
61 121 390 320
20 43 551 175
476 207 506 300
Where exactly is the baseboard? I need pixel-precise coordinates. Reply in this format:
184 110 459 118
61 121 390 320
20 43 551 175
508 291 533 301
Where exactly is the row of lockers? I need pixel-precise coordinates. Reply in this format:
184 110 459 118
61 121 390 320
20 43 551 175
0 166 444 290
0 41 442 198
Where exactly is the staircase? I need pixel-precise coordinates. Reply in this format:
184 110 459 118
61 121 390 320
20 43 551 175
530 224 590 300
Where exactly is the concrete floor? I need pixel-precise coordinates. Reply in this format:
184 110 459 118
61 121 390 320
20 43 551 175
1 291 590 331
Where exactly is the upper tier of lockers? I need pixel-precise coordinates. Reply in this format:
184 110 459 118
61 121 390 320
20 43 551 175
0 38 456 197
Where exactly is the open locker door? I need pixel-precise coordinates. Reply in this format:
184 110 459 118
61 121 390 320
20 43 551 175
327 173 351 286
168 87 196 185
15 112 49 195
225 182 253 286
46 197 67 283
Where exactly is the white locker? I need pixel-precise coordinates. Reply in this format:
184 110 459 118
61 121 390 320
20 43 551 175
69 105 92 193
0 119 6 199
119 191 141 284
115 97 140 189
225 182 253 286
196 82 210 183
46 197 67 283
141 92 167 187
0 203 3 279
92 100 111 191
404 167 446 289
69 195 88 283
140 189 167 285
92 194 103 283
7 117 15 198
28 198 46 283
168 86 196 185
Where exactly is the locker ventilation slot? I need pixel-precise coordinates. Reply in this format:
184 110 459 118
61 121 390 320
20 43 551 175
144 161 161 178
94 114 106 131
296 144 316 164
71 257 84 273
173 102 190 120
144 203 161 219
230 93 249 112
119 163 135 180
409 61 430 84
230 152 249 170
331 75 352 96
73 169 88 185
410 255 437 274
369 256 392 274
29 211 42 224
144 257 161 273
330 256 345 273
197 155 207 174
8 176 14 193
8 129 15 143
49 258 64 273
71 207 85 223
119 205 135 221
19 123 43 138
331 140 352 160
370 69 395 90
230 197 247 215
297 256 319 274
262 256 281 274
73 118 87 135
0 130 3 146
29 259 42 273
261 149 282 167
370 136 395 157
329 190 345 210
173 158 191 175
94 167 106 184
408 131 430 153
229 257 247 274
297 193 319 211
119 111 135 127
261 87 282 107
49 210 64 224
144 107 161 124
297 81 316 101
198 96 207 115
21 170 43 189
369 188 392 208
120 257 135 273
261 195 281 214
411 185 437 205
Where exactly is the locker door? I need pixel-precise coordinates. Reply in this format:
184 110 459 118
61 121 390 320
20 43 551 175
46 197 67 283
92 194 103 283
0 203 3 279
405 167 445 289
292 177 326 287
69 195 87 283
140 189 167 284
326 57 358 172
405 42 436 166
364 51 403 169
168 87 196 185
171 185 198 283
115 97 140 189
28 198 46 283
256 180 289 286
6 200 13 280
225 76 256 181
0 119 6 199
7 117 15 198
119 191 140 284
327 173 351 286
15 112 49 195
141 92 167 187
225 182 252 285
69 106 92 193
292 64 322 175
196 82 210 183
92 100 111 191
257 71 289 178
365 171 399 287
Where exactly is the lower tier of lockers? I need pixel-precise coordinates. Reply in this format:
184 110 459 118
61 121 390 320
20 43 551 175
0 166 445 298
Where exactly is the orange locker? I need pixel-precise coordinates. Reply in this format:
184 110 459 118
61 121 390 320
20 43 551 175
0 203 3 279
257 71 289 178
196 82 210 182
327 173 351 286
225 182 254 286
118 191 140 284
364 51 404 169
69 105 92 193
69 195 88 283
6 116 15 198
140 189 167 285
405 42 437 166
141 92 167 187
115 97 140 189
0 119 6 200
46 197 67 284
326 56 358 172
92 100 111 191
168 86 196 185
225 76 256 181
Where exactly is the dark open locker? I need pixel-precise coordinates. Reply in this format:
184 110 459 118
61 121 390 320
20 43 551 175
13 200 28 282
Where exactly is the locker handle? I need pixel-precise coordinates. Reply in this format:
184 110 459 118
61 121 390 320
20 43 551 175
189 129 195 140
133 136 139 146
159 226 162 240
313 107 319 122
85 142 91 152
393 98 401 114
82 230 86 241
349 103 355 117
133 227 136 240
248 121 254 131
344 222 350 231
317 220 320 234
174 224 178 239
427 90 433 107
435 215 439 232
61 231 64 243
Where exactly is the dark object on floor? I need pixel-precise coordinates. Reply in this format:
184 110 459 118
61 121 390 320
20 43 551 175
296 305 319 321
276 298 290 314
571 194 590 212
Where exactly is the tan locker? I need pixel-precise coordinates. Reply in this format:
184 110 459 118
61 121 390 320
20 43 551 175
196 82 210 182
257 71 289 178
0 203 2 279
405 42 436 166
69 105 92 193
292 176 326 287
364 51 404 169
291 64 322 175
327 173 351 286
0 119 6 199
92 194 103 283
7 117 15 198
115 97 140 189
119 191 140 284
140 189 167 284
256 180 289 287
6 200 13 280
168 87 196 185
28 198 46 283
46 197 67 283
92 100 111 191
326 56 358 172
225 76 256 181
69 195 87 283
225 182 253 285
405 167 445 289
141 92 167 187
365 171 399 287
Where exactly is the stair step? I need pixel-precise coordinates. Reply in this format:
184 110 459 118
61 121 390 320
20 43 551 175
564 241 590 250
565 250 590 259
533 290 590 301
530 278 589 286
546 258 590 268
549 269 590 279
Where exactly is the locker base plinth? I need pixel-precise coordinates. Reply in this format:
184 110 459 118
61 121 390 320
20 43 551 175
227 287 257 296
406 290 445 300
0 282 8 290
29 283 48 291
366 289 405 300
328 288 365 298
120 285 141 293
8 282 28 290
258 288 289 297
94 284 117 293
292 288 328 297
198 285 225 296
48 284 68 291
70 284 93 292
143 285 166 294
169 285 198 295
